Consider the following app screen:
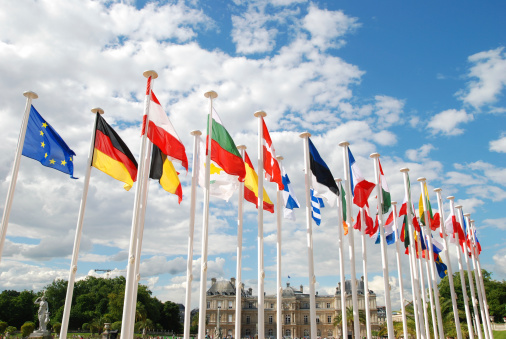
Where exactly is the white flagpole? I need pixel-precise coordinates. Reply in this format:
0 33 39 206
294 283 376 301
334 178 347 339
254 111 267 339
235 144 246 339
183 130 202 339
0 91 38 262
466 214 489 339
121 70 157 339
447 197 474 339
360 207 372 339
400 168 425 339
276 155 284 339
59 108 102 339
300 132 317 339
458 208 483 339
198 90 218 339
370 153 394 339
471 220 493 339
391 201 408 339
339 141 360 339
418 178 444 339
434 189 462 339
417 223 431 339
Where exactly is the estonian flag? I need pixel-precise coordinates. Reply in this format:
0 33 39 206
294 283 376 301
308 138 339 206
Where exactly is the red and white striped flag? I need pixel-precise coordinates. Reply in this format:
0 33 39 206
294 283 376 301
262 119 283 190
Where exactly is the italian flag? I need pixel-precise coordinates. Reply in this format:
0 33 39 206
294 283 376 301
378 159 391 214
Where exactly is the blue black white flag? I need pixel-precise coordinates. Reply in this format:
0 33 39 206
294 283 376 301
308 138 338 206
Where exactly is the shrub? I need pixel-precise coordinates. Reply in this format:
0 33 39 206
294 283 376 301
5 326 17 334
0 321 8 334
21 321 35 337
111 321 122 331
52 322 61 334
82 323 90 331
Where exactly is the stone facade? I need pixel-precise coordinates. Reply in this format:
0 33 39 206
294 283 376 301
204 277 379 338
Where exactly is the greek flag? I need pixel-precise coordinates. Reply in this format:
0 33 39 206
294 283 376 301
311 188 324 226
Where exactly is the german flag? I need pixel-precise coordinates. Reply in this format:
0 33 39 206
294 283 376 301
149 145 182 203
92 114 138 190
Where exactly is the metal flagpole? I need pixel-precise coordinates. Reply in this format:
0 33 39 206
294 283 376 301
471 220 493 339
418 178 444 339
235 145 246 339
371 153 394 339
0 91 38 262
360 207 372 339
423 257 438 339
417 224 431 339
400 168 425 339
458 208 483 339
392 201 408 339
276 155 284 339
447 197 474 339
335 178 347 339
198 90 218 339
183 130 202 339
59 108 102 339
254 111 267 339
300 132 317 339
466 214 489 339
121 70 157 339
434 189 462 339
339 141 360 339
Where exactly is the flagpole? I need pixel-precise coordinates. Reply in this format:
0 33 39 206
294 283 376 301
121 70 158 339
417 223 431 339
0 91 38 262
335 178 347 339
447 197 474 339
418 178 444 339
458 208 483 339
339 141 360 339
466 214 489 339
391 201 408 339
471 220 493 339
236 144 246 339
275 155 285 339
198 90 218 339
360 207 372 339
370 153 394 339
434 189 462 339
183 130 202 339
300 132 317 339
400 168 425 339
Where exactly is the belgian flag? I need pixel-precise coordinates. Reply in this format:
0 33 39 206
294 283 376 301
149 145 183 203
92 114 138 190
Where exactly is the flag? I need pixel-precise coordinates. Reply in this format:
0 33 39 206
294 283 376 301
311 189 324 226
375 211 396 245
399 215 410 250
461 210 472 250
281 166 300 220
435 254 448 278
353 205 373 233
142 91 188 171
198 138 239 201
150 145 182 203
444 214 466 249
262 119 283 190
378 160 391 214
244 151 274 213
340 182 349 235
348 148 375 208
22 105 76 178
418 182 440 230
92 114 138 190
288 275 291 279
207 110 246 181
474 229 482 255
308 138 339 206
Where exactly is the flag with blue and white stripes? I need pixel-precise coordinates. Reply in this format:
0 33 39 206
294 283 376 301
311 188 324 226
282 166 300 220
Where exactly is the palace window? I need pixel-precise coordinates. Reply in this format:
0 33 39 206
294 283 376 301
304 315 308 324
269 315 273 324
246 315 250 324
328 315 332 323
327 302 331 308
285 314 291 324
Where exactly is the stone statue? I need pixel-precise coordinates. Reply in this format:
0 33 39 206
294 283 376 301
34 292 50 332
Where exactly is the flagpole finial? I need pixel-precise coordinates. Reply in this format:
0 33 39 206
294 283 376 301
464 213 471 218
417 177 426 182
334 178 341 183
91 108 104 115
447 196 455 201
400 167 409 173
338 141 349 147
204 91 218 99
392 201 397 205
434 188 442 193
143 70 158 79
299 132 311 138
237 145 246 151
254 110 267 118
276 155 283 161
190 130 202 136
370 152 380 159
23 91 38 99
455 205 463 210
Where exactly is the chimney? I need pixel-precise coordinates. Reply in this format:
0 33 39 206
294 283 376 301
300 284 303 293
361 276 364 282
211 277 217 285
286 282 290 287
231 277 236 286
338 282 341 290
248 287 253 295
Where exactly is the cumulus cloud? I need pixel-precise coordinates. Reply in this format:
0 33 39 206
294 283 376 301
489 134 506 153
373 95 405 129
427 109 473 136
405 144 435 162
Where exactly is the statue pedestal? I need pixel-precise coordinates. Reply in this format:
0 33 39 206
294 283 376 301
29 330 52 339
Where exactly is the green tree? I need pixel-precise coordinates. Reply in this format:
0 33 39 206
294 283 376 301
111 321 122 331
21 321 35 337
161 301 183 333
5 326 17 335
52 322 61 334
0 321 8 333
333 307 366 338
190 311 199 334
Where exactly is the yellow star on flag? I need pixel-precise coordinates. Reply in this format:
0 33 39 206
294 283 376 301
40 130 44 136
61 160 67 166
41 141 45 148
45 153 48 158
69 157 73 162
42 122 48 128
49 159 55 165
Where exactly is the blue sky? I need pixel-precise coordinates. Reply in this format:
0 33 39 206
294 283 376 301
0 0 505 310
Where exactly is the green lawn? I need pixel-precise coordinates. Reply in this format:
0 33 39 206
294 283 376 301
494 330 506 339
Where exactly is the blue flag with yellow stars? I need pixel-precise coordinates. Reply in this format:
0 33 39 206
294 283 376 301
21 105 76 178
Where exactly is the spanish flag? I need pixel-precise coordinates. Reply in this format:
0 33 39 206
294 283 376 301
150 145 183 203
244 151 274 213
92 114 138 190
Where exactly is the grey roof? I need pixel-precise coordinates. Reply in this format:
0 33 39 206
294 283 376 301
207 280 236 295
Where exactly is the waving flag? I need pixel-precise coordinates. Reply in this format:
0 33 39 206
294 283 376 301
262 119 283 190
281 166 300 220
244 151 274 213
378 160 391 213
353 205 374 233
150 145 182 202
308 138 339 206
22 105 76 178
418 182 440 230
311 189 324 226
375 211 396 245
399 214 410 251
348 148 375 208
340 182 349 235
435 254 448 278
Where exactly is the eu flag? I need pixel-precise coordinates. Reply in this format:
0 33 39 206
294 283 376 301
21 105 76 178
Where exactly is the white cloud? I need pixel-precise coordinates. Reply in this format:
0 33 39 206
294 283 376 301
405 144 435 162
482 218 506 230
373 95 405 129
492 249 506 278
427 109 473 136
489 134 506 153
